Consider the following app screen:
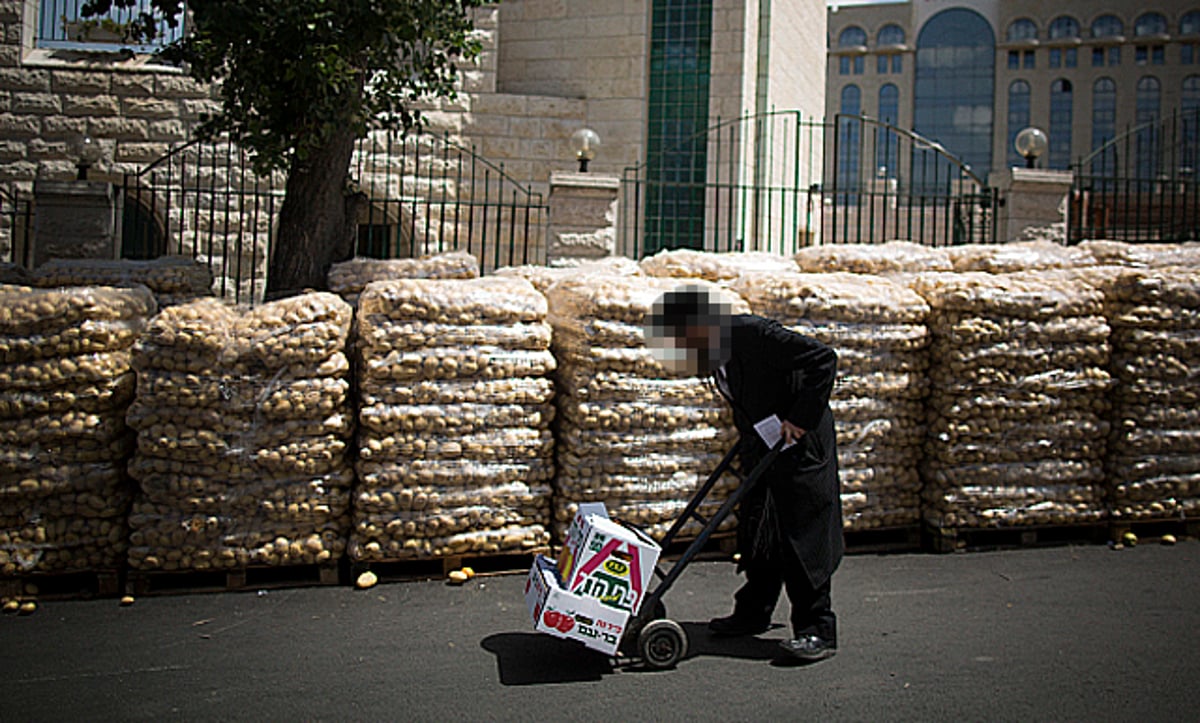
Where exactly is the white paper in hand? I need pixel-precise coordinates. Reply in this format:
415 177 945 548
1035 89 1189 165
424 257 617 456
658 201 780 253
753 414 797 452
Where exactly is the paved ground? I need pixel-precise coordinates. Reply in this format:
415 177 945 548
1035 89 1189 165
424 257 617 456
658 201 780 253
2 541 1198 721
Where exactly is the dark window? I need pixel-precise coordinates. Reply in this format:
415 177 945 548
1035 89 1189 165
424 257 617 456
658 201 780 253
892 55 902 73
1137 46 1148 64
877 84 900 178
1109 46 1121 65
1093 47 1104 67
878 24 905 46
1065 48 1077 67
840 56 851 75
1007 80 1031 167
1008 50 1020 69
1008 18 1038 42
1134 12 1168 37
1184 76 1200 174
1049 79 1073 169
1183 11 1200 35
1152 46 1164 65
1050 48 1061 68
1023 50 1035 69
1091 78 1117 175
839 26 867 47
1048 16 1080 39
853 55 864 75
1184 45 1195 64
1136 76 1162 181
838 85 862 196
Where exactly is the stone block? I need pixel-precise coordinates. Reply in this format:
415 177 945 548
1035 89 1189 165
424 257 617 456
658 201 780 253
115 142 171 163
0 68 51 92
122 97 180 119
52 72 112 94
0 159 38 181
0 139 25 160
0 45 20 68
0 112 39 136
111 74 155 96
155 75 209 98
31 180 117 264
88 116 149 140
12 92 60 114
28 138 70 159
471 93 528 117
148 119 187 141
41 115 88 139
181 98 221 119
36 159 79 180
63 94 119 116
464 112 509 137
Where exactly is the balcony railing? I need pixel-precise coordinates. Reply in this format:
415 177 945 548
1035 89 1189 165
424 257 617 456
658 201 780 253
38 0 186 54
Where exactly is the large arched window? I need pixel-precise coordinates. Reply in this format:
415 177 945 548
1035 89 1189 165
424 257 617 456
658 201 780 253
838 85 862 194
1091 78 1117 175
1184 76 1200 175
1049 80 1074 169
1182 11 1200 34
1185 75 1200 111
1092 15 1124 38
877 84 900 179
1007 18 1038 41
878 24 905 45
916 8 996 181
1136 76 1162 181
1048 16 1080 39
1135 12 1168 36
1007 80 1031 168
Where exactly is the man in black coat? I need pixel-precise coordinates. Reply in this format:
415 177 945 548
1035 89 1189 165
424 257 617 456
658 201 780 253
646 285 844 663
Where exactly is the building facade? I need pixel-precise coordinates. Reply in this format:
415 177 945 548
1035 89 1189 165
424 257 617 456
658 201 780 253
827 0 1200 184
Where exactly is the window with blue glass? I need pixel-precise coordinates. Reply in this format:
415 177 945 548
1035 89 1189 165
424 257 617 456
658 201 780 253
38 0 184 52
877 54 888 74
1009 50 1020 70
1183 76 1200 175
1007 80 1031 168
1050 48 1061 68
1184 45 1197 64
1024 50 1035 69
644 0 713 254
1008 18 1038 42
838 26 867 76
915 8 996 184
1091 78 1117 176
876 84 900 179
1049 80 1073 169
1048 16 1080 40
1183 11 1200 34
1109 47 1121 65
892 55 903 73
838 85 862 198
878 24 905 46
1093 48 1105 67
1136 76 1162 183
1135 12 1168 37
1092 15 1124 39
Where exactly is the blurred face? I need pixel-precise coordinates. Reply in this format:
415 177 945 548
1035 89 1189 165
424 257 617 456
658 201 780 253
645 285 733 376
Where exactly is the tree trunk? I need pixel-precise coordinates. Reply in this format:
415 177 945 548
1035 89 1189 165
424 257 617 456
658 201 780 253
266 124 363 298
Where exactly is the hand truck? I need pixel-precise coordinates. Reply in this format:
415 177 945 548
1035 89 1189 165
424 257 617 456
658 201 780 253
620 439 785 669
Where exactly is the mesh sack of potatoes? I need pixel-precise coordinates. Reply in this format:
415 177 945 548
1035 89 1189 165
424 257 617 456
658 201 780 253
794 241 953 275
494 256 643 293
125 292 355 572
32 257 213 307
327 250 480 304
906 272 1111 529
730 272 929 530
1079 240 1200 269
350 277 556 562
546 275 749 542
944 241 1098 273
1081 266 1200 521
0 285 155 575
639 249 799 282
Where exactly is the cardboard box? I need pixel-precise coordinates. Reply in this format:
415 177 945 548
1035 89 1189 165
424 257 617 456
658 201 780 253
557 502 661 616
524 554 628 656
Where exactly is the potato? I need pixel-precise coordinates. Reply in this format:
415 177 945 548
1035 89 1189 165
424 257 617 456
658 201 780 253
328 251 480 301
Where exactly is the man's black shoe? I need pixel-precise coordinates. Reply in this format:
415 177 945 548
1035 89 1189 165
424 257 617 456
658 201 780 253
708 613 771 637
778 634 837 662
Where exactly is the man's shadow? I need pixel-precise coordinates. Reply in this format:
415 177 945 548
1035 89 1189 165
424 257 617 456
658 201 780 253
480 622 791 685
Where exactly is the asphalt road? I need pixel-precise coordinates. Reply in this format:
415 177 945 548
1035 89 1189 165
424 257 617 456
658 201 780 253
2 541 1198 721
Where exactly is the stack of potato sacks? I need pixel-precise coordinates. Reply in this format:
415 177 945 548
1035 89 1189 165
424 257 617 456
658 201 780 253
327 250 479 305
1098 265 1200 520
730 272 930 530
545 274 745 541
125 293 354 572
0 284 155 575
351 277 555 561
32 257 213 307
909 273 1112 528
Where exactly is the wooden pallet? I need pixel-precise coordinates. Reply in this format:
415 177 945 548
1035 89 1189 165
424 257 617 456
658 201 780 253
923 522 1110 554
1108 517 1200 544
0 568 122 601
351 548 550 583
844 525 922 554
126 561 342 596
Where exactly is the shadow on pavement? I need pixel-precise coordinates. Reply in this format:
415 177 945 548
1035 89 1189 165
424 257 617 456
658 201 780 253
482 622 789 684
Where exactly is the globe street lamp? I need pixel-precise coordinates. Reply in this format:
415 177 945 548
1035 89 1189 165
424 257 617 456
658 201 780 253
570 128 600 172
1014 127 1048 169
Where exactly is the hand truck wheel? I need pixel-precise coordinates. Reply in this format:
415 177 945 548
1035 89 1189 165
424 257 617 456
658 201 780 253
638 619 688 669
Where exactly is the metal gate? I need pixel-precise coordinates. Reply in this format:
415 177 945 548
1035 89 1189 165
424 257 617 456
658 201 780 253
619 110 997 259
122 131 548 302
0 186 33 267
1069 108 1200 243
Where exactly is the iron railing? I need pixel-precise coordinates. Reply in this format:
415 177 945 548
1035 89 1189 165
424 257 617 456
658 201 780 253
620 110 998 258
121 131 548 302
0 186 34 267
1069 108 1200 243
38 0 186 54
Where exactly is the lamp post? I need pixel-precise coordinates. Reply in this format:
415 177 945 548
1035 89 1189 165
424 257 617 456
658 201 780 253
1014 127 1048 169
75 135 102 180
570 128 600 172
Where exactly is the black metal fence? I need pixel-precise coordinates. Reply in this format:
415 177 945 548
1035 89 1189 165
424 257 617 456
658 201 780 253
0 187 33 267
620 110 997 258
122 131 548 302
1069 109 1200 244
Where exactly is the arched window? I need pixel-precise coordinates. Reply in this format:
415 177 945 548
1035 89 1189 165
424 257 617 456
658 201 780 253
839 26 867 47
1182 11 1200 34
1136 76 1162 182
1091 78 1117 175
838 26 867 75
878 24 905 46
1048 16 1080 39
1091 15 1124 38
1049 80 1073 169
1007 18 1038 42
1135 13 1168 36
1185 75 1200 111
876 84 900 179
916 8 996 181
1007 81 1031 168
1183 76 1200 175
838 85 862 195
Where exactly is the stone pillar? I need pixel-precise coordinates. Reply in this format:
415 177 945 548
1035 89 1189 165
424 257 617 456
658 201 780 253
990 168 1073 243
546 171 619 267
31 180 119 267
